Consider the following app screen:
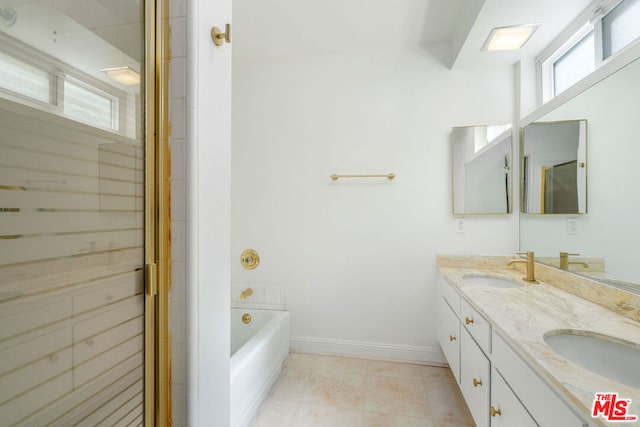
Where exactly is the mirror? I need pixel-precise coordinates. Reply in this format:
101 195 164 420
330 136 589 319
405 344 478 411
520 56 640 293
521 120 587 214
452 125 512 214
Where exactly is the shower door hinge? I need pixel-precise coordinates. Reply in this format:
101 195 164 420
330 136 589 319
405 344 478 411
145 263 157 296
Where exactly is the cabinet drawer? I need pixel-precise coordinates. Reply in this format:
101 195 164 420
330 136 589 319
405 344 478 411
72 271 141 315
73 296 143 343
438 297 461 384
492 331 587 427
490 367 536 427
0 297 71 341
460 327 490 427
0 371 73 426
0 326 72 375
461 299 491 355
439 274 461 318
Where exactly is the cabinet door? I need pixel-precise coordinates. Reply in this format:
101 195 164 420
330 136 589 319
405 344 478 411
490 367 536 427
437 298 460 384
460 328 490 427
492 331 586 427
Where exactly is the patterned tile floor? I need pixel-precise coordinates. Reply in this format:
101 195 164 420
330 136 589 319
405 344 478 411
249 353 475 426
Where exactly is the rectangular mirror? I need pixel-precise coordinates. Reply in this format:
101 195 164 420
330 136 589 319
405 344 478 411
452 125 512 214
520 120 587 214
520 54 640 293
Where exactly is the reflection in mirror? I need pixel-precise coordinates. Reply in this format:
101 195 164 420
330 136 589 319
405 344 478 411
520 55 640 293
521 120 587 214
452 125 512 214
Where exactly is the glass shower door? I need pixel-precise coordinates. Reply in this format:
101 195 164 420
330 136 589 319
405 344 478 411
0 1 147 424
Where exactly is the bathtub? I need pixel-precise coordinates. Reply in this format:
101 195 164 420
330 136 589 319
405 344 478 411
230 308 290 427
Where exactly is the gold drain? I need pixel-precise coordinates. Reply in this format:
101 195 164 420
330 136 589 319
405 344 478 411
242 313 252 324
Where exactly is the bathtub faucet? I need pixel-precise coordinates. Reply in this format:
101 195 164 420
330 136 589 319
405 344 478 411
240 288 253 300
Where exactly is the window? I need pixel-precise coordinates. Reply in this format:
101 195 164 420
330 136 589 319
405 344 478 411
0 34 126 133
539 0 640 102
64 79 117 129
0 51 52 104
553 31 595 96
602 0 640 58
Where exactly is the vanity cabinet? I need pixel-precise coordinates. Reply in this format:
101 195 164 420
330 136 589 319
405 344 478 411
437 297 461 383
438 275 491 426
437 272 588 427
490 367 536 427
492 331 586 427
460 327 490 427
0 274 144 425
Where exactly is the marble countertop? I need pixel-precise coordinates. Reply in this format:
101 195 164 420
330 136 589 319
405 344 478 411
438 266 640 426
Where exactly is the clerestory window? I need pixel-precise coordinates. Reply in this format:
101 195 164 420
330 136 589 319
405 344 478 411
539 0 640 102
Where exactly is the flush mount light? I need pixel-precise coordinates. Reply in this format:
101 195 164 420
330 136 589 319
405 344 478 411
481 24 540 51
101 66 140 85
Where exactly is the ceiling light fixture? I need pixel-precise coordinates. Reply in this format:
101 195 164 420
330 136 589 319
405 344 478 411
481 24 540 51
101 66 140 85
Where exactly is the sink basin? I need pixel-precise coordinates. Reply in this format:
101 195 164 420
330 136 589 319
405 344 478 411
544 330 640 389
463 274 523 289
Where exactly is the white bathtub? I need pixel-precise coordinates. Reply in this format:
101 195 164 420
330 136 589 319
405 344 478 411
230 308 290 427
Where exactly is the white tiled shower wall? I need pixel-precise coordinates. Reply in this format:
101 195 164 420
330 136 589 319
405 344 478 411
169 0 188 425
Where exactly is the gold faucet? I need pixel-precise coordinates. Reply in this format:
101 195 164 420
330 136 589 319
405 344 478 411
559 252 590 270
240 288 253 300
508 251 539 283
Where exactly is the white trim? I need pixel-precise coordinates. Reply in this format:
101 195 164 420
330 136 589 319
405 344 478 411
536 0 640 106
522 40 640 126
289 336 447 366
540 23 595 103
0 31 128 135
535 0 603 67
0 97 138 145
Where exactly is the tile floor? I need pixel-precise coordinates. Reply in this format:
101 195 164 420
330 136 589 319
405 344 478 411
249 353 475 427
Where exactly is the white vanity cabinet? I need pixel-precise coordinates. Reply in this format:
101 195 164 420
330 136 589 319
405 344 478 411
437 297 461 383
438 275 491 426
437 272 588 427
492 331 587 427
490 367 537 427
460 327 490 427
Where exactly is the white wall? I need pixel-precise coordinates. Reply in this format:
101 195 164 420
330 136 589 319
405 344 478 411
232 45 518 363
186 0 232 424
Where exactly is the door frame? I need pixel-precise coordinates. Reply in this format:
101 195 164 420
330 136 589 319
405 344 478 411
145 0 170 424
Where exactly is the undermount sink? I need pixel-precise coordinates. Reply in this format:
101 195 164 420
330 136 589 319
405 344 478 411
463 274 523 289
544 330 640 389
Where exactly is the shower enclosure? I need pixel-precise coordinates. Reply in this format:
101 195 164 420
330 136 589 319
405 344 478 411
0 0 166 424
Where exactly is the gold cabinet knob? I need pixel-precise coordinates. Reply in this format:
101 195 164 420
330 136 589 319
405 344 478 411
465 317 474 325
473 378 482 387
449 335 456 342
490 406 502 417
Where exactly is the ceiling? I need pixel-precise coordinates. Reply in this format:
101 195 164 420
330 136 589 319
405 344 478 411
234 0 596 68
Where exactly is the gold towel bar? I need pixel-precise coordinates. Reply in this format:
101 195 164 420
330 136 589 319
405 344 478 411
330 173 396 181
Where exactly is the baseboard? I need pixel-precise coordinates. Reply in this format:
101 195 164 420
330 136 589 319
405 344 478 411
289 336 446 366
